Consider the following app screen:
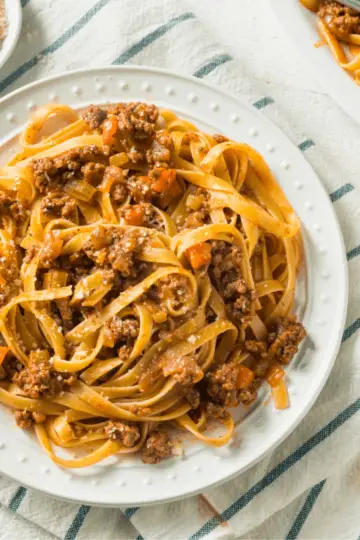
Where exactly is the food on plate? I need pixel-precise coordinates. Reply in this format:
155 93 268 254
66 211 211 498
0 0 7 46
300 0 360 83
0 101 306 468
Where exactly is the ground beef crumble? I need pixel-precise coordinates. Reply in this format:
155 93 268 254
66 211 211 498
83 226 148 277
41 191 76 218
32 145 109 193
82 105 107 130
206 359 257 408
14 410 46 430
141 431 173 464
268 317 306 364
209 241 256 325
105 317 140 345
318 1 360 36
105 421 140 446
0 192 27 223
13 357 76 399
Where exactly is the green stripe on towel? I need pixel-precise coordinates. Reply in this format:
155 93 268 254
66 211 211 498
285 480 326 540
193 54 233 78
64 505 91 540
9 487 27 512
113 13 195 65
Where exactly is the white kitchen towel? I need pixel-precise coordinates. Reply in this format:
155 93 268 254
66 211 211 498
0 1 360 539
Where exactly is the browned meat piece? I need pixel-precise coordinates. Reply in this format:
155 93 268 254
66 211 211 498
13 357 76 399
186 388 200 409
268 317 306 364
210 242 256 324
162 355 204 387
81 162 106 186
117 102 159 141
32 145 109 193
211 241 243 288
0 192 26 223
0 356 22 380
185 209 209 229
224 278 248 299
106 317 139 344
206 359 240 408
111 183 127 204
56 299 75 332
105 421 140 446
83 227 148 277
253 357 270 378
318 1 360 36
41 191 76 218
82 105 107 130
204 401 228 419
127 175 155 203
14 410 46 429
206 359 257 408
146 130 173 166
141 431 172 464
244 340 268 355
14 410 33 429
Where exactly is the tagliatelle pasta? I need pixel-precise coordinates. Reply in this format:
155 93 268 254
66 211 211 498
300 0 360 83
0 101 306 468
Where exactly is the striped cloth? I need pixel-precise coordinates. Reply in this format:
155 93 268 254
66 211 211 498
1 0 360 539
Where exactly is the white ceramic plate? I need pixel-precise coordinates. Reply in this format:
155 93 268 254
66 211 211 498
270 0 360 124
0 66 348 506
0 0 22 72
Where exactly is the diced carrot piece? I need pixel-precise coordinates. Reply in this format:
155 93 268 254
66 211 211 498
236 364 255 389
152 169 177 193
0 347 9 366
167 178 182 198
266 363 285 388
124 205 145 226
186 243 212 269
102 116 118 146
271 380 289 409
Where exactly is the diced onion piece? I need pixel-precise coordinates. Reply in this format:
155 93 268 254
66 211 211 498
110 152 129 167
29 350 50 364
64 180 97 202
236 364 255 389
266 363 285 387
271 380 289 409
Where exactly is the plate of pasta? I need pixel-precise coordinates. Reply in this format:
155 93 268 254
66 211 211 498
270 0 360 124
0 67 347 506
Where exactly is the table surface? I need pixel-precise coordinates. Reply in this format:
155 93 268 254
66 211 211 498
0 1 348 538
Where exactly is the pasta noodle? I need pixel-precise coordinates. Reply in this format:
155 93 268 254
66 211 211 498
0 101 306 468
300 0 360 83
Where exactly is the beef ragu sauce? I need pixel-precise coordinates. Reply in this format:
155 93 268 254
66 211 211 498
0 102 306 467
300 1 360 83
